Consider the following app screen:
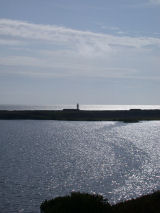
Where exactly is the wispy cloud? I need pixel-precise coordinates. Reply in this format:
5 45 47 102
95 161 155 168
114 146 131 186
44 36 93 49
0 38 25 46
124 1 160 8
0 19 160 80
149 0 160 5
0 19 160 53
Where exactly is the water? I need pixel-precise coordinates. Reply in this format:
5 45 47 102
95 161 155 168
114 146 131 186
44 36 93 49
0 120 160 213
0 104 160 111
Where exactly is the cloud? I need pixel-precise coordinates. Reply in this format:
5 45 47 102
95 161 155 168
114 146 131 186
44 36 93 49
0 19 160 80
0 19 160 55
0 38 25 46
149 0 160 5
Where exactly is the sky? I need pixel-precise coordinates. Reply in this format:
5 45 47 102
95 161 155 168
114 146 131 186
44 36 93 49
0 0 160 105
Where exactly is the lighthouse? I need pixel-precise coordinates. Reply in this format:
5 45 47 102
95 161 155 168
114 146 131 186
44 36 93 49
77 103 79 111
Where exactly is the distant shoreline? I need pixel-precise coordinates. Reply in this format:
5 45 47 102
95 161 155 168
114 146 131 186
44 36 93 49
0 109 160 122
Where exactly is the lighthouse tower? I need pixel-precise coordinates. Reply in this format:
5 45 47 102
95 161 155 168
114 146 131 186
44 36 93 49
76 103 79 111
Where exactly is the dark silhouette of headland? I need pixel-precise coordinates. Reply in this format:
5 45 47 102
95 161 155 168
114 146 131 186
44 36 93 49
0 104 160 122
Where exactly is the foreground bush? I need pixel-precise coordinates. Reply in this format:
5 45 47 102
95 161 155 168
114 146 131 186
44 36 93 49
40 192 112 213
112 190 160 213
40 191 160 213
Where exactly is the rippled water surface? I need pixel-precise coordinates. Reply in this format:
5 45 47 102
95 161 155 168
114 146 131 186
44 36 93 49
0 120 160 213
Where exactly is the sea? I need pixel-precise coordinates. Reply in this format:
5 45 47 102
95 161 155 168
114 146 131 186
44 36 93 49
0 105 160 213
0 104 160 111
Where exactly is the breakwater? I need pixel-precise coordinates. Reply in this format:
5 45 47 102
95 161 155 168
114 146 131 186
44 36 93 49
0 109 160 121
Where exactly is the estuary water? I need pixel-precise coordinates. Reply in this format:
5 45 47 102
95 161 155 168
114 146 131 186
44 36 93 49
0 120 160 213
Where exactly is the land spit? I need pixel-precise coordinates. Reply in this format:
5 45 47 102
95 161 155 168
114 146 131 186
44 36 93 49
0 109 160 122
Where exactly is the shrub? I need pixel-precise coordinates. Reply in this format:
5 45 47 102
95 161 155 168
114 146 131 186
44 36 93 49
40 192 112 213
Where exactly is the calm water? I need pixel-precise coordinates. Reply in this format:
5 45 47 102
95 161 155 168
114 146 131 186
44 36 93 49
0 104 160 110
0 120 160 213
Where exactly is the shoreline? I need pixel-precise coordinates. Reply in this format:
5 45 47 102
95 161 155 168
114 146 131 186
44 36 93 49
0 109 160 122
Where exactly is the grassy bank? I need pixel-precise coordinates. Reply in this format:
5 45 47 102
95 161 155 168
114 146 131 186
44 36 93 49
40 191 160 213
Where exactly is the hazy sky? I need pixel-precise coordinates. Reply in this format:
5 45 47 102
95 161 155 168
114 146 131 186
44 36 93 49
0 0 160 105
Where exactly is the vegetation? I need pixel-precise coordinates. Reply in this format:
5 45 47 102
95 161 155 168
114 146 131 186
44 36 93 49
40 192 111 213
112 191 160 213
40 191 160 213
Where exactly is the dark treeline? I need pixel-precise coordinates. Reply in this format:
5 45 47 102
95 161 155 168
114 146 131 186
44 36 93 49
0 109 160 122
40 191 160 213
